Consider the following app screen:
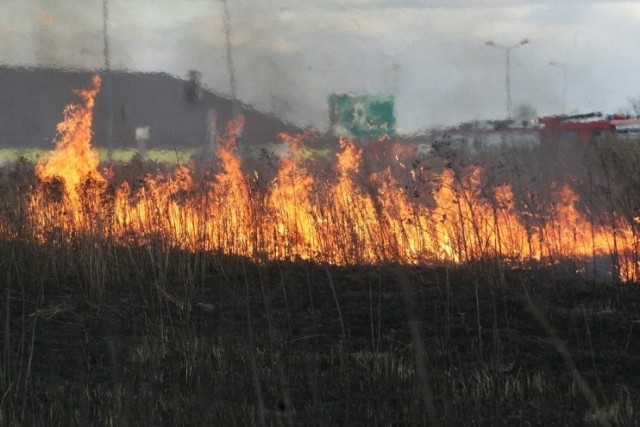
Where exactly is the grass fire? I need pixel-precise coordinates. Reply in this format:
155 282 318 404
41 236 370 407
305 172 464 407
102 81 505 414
1 75 639 425
18 75 640 280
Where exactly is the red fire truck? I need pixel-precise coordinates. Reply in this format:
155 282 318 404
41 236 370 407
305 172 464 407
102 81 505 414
539 112 640 142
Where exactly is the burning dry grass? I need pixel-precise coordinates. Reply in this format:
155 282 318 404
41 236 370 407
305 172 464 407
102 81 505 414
6 75 638 283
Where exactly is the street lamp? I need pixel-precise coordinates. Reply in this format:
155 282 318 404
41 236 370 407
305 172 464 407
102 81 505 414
549 61 568 114
485 38 530 120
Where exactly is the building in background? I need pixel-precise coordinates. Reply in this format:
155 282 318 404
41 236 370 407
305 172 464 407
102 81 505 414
0 66 299 160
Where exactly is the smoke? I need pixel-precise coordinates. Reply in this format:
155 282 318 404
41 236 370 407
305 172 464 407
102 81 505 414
8 2 103 70
221 0 238 117
3 1 640 132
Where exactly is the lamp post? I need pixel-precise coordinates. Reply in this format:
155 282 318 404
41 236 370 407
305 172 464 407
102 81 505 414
549 61 568 114
485 38 530 120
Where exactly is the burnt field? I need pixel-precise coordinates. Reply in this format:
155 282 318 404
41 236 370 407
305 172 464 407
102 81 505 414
0 242 639 426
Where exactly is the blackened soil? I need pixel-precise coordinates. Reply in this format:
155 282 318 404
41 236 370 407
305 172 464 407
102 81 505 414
1 248 639 426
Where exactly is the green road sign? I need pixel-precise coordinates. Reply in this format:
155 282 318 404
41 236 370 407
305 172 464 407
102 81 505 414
328 94 395 137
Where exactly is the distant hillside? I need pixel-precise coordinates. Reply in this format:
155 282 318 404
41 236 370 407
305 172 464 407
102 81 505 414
0 66 300 150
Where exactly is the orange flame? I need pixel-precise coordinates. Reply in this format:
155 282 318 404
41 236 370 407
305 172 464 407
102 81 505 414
264 132 319 260
30 75 105 234
22 76 640 282
35 75 104 200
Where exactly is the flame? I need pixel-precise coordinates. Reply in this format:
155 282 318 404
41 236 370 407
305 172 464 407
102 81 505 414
30 75 105 233
20 76 640 282
35 75 104 202
264 131 319 260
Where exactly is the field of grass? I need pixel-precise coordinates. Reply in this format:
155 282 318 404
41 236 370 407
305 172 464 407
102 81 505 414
0 148 196 165
0 137 639 425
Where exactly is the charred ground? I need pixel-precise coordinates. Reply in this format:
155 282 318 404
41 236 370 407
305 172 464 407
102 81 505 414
1 239 639 425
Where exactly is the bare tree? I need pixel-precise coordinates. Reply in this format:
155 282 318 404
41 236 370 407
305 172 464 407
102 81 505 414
628 96 640 117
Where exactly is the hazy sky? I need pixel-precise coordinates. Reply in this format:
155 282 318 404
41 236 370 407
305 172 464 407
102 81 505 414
2 0 640 133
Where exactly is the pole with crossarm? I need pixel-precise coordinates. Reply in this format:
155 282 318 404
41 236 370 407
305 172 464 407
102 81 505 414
486 38 531 120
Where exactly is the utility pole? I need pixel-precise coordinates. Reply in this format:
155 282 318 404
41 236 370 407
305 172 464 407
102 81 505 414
103 0 113 156
102 0 110 71
221 0 239 119
485 38 530 120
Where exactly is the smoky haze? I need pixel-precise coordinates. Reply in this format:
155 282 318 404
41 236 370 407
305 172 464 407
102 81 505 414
2 0 640 133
